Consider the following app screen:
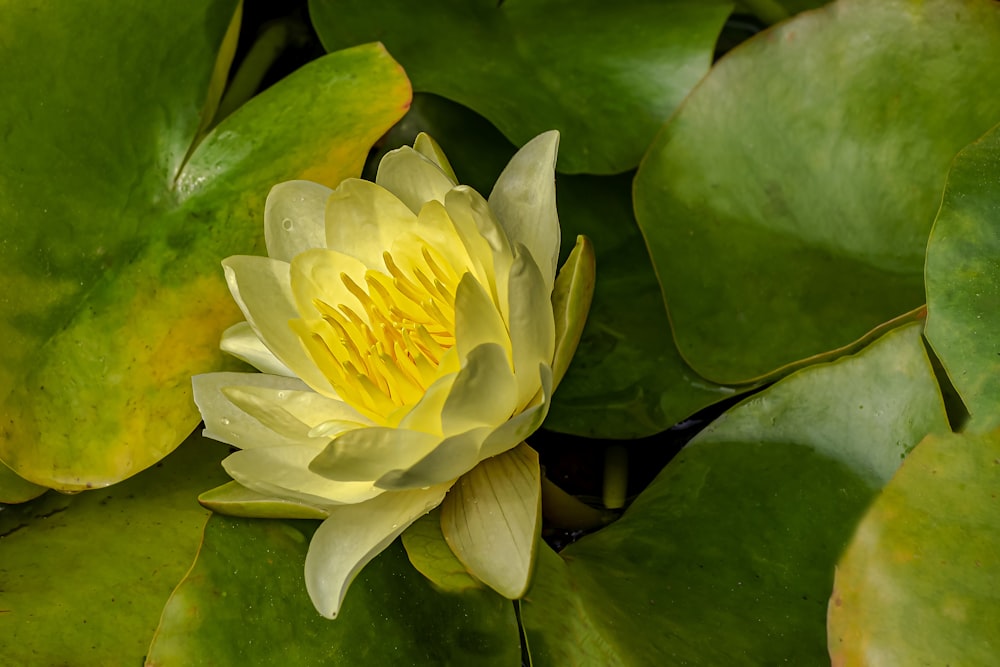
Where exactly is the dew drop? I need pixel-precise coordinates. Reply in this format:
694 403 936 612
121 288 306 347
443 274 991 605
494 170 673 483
220 417 231 426
282 218 294 231
277 391 288 400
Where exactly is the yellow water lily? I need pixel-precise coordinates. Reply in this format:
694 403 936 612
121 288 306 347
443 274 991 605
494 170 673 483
192 131 594 618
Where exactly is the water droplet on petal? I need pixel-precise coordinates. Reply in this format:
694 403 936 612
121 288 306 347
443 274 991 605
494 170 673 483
220 417 231 426
282 218 293 231
277 391 287 400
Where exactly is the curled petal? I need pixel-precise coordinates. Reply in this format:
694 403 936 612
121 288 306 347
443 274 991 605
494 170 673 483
480 363 553 460
373 426 492 491
308 427 440 482
220 321 295 377
305 484 450 619
413 132 458 182
441 343 518 436
264 180 332 261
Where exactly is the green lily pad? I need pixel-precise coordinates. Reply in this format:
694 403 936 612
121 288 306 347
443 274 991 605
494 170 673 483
147 517 520 666
372 94 742 438
736 0 827 24
0 432 230 666
0 0 411 490
521 323 949 664
309 0 732 174
0 461 46 504
925 123 1000 433
634 0 1000 384
828 429 1000 665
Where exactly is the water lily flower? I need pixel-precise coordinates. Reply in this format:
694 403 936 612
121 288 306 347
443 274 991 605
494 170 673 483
192 130 594 618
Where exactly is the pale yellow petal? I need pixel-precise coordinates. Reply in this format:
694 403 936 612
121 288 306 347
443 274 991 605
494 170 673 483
223 445 384 506
440 343 517 436
440 444 541 599
199 480 331 520
374 426 492 491
325 178 417 270
223 255 334 395
413 132 458 182
445 187 513 314
396 371 459 435
220 321 295 377
193 372 317 449
305 484 450 619
454 273 512 362
308 427 440 482
551 235 596 390
221 384 371 444
376 145 456 214
506 246 555 409
479 363 553 460
264 180 332 262
488 130 561 292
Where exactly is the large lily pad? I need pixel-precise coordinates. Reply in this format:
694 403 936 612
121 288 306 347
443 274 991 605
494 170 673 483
147 517 520 666
309 0 732 174
0 0 411 490
373 94 741 438
0 432 230 666
634 0 1000 384
521 323 948 664
925 123 1000 433
828 429 1000 665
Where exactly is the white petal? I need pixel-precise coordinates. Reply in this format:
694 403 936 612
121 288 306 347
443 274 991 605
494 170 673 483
325 178 417 270
440 444 541 599
220 321 295 377
441 343 518 436
488 131 560 292
376 145 457 214
193 372 317 449
264 180 332 262
506 246 555 409
305 484 450 618
374 426 493 491
223 255 334 395
308 427 440 482
222 384 370 443
223 445 384 506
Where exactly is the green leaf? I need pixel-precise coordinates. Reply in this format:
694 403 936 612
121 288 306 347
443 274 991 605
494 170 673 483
925 123 1000 433
0 461 46 504
401 507 482 593
309 0 732 174
828 429 1000 665
148 518 520 666
375 94 745 438
0 432 230 667
634 0 1000 384
0 0 411 490
521 323 948 664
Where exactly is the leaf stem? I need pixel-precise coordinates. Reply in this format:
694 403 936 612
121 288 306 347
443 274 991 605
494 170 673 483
602 445 628 510
540 476 612 531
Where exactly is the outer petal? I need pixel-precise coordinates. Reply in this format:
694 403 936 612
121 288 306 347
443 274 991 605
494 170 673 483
480 363 553 460
507 245 556 409
488 130 560 292
376 145 457 214
441 343 518 436
223 445 383 506
324 178 417 270
550 235 596 389
198 480 331 520
373 426 493 491
454 273 512 362
220 321 295 377
264 180 332 262
440 443 541 599
223 255 334 395
413 132 458 182
305 484 450 618
222 384 371 443
307 427 440 482
193 372 317 449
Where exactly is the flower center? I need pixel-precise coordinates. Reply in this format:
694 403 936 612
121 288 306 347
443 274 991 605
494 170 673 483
303 243 464 418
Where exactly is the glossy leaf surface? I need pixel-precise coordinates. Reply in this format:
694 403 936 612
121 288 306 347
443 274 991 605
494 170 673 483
522 323 948 664
829 429 1000 665
634 0 1000 383
0 0 411 490
310 0 732 174
148 518 520 666
0 434 229 666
